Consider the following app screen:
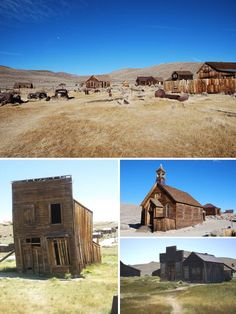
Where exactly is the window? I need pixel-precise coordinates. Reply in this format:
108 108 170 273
53 239 70 266
50 203 62 224
25 237 41 246
23 205 35 224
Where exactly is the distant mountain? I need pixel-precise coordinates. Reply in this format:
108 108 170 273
0 62 203 88
131 261 160 275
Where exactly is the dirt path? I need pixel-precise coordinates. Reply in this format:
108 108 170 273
166 295 182 314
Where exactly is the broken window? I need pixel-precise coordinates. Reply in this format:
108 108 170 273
50 203 62 224
53 239 70 266
25 238 41 246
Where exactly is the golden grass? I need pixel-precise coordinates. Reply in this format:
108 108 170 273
0 93 236 157
0 246 117 314
178 281 236 314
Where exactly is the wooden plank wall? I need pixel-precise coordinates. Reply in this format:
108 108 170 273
164 78 236 94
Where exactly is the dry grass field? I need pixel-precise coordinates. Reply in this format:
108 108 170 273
0 89 236 157
0 246 117 314
121 276 236 314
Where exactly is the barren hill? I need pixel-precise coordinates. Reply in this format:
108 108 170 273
131 261 160 275
0 62 203 89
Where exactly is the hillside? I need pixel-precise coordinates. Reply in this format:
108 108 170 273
131 261 160 275
0 62 203 89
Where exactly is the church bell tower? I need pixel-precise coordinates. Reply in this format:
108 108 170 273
156 164 166 185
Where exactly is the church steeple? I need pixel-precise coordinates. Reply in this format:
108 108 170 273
156 164 166 185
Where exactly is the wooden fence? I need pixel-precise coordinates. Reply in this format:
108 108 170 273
164 78 236 94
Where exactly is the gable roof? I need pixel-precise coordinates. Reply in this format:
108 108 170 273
150 198 163 207
86 75 110 82
136 76 156 81
141 182 202 208
157 183 202 207
203 203 220 209
205 62 236 73
173 71 193 75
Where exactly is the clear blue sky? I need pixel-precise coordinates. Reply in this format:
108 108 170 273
0 0 235 74
0 159 118 222
120 160 236 211
120 238 236 264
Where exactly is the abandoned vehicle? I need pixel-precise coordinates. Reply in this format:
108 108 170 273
54 89 69 99
0 92 23 105
12 175 101 275
136 76 163 86
120 261 141 277
27 92 48 100
85 75 111 89
14 82 33 89
203 203 221 216
160 246 235 283
197 62 236 79
171 71 194 81
140 164 203 232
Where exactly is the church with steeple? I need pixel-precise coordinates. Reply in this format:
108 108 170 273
140 165 203 232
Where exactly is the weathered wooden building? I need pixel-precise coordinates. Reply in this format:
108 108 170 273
197 62 236 79
12 175 101 275
140 165 203 232
136 76 163 86
171 71 193 81
14 82 33 89
120 261 141 277
160 246 234 283
203 203 221 216
183 252 234 283
85 75 111 89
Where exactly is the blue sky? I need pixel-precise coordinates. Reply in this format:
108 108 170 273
0 159 118 222
120 238 236 264
0 0 235 74
120 160 236 211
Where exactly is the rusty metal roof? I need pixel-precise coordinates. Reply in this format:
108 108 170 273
203 203 220 209
157 183 202 207
206 62 236 72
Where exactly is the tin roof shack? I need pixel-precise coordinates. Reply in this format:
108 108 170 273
203 203 221 216
14 82 33 89
171 71 193 81
197 62 236 79
85 75 111 89
136 76 163 86
120 261 141 277
12 175 101 276
140 165 203 232
183 252 234 283
160 246 191 281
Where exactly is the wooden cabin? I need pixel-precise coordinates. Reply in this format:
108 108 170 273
140 165 203 232
197 62 236 79
12 175 101 276
183 252 234 283
171 71 193 81
203 203 221 216
136 76 163 86
85 75 111 89
120 261 141 277
160 246 191 281
14 82 33 89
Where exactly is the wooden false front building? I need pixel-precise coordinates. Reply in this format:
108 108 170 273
120 261 141 277
160 246 234 283
197 62 236 79
12 175 101 276
85 75 111 89
203 203 221 216
136 76 163 86
140 165 203 232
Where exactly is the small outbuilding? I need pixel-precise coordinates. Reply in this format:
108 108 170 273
120 261 141 277
203 203 221 216
136 76 163 86
14 82 33 89
171 71 193 81
85 75 111 89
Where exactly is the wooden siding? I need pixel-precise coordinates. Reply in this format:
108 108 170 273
164 78 236 94
198 64 236 79
176 203 203 229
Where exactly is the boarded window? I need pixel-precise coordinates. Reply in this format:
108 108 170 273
183 266 189 280
23 205 35 224
51 203 62 224
53 239 70 266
